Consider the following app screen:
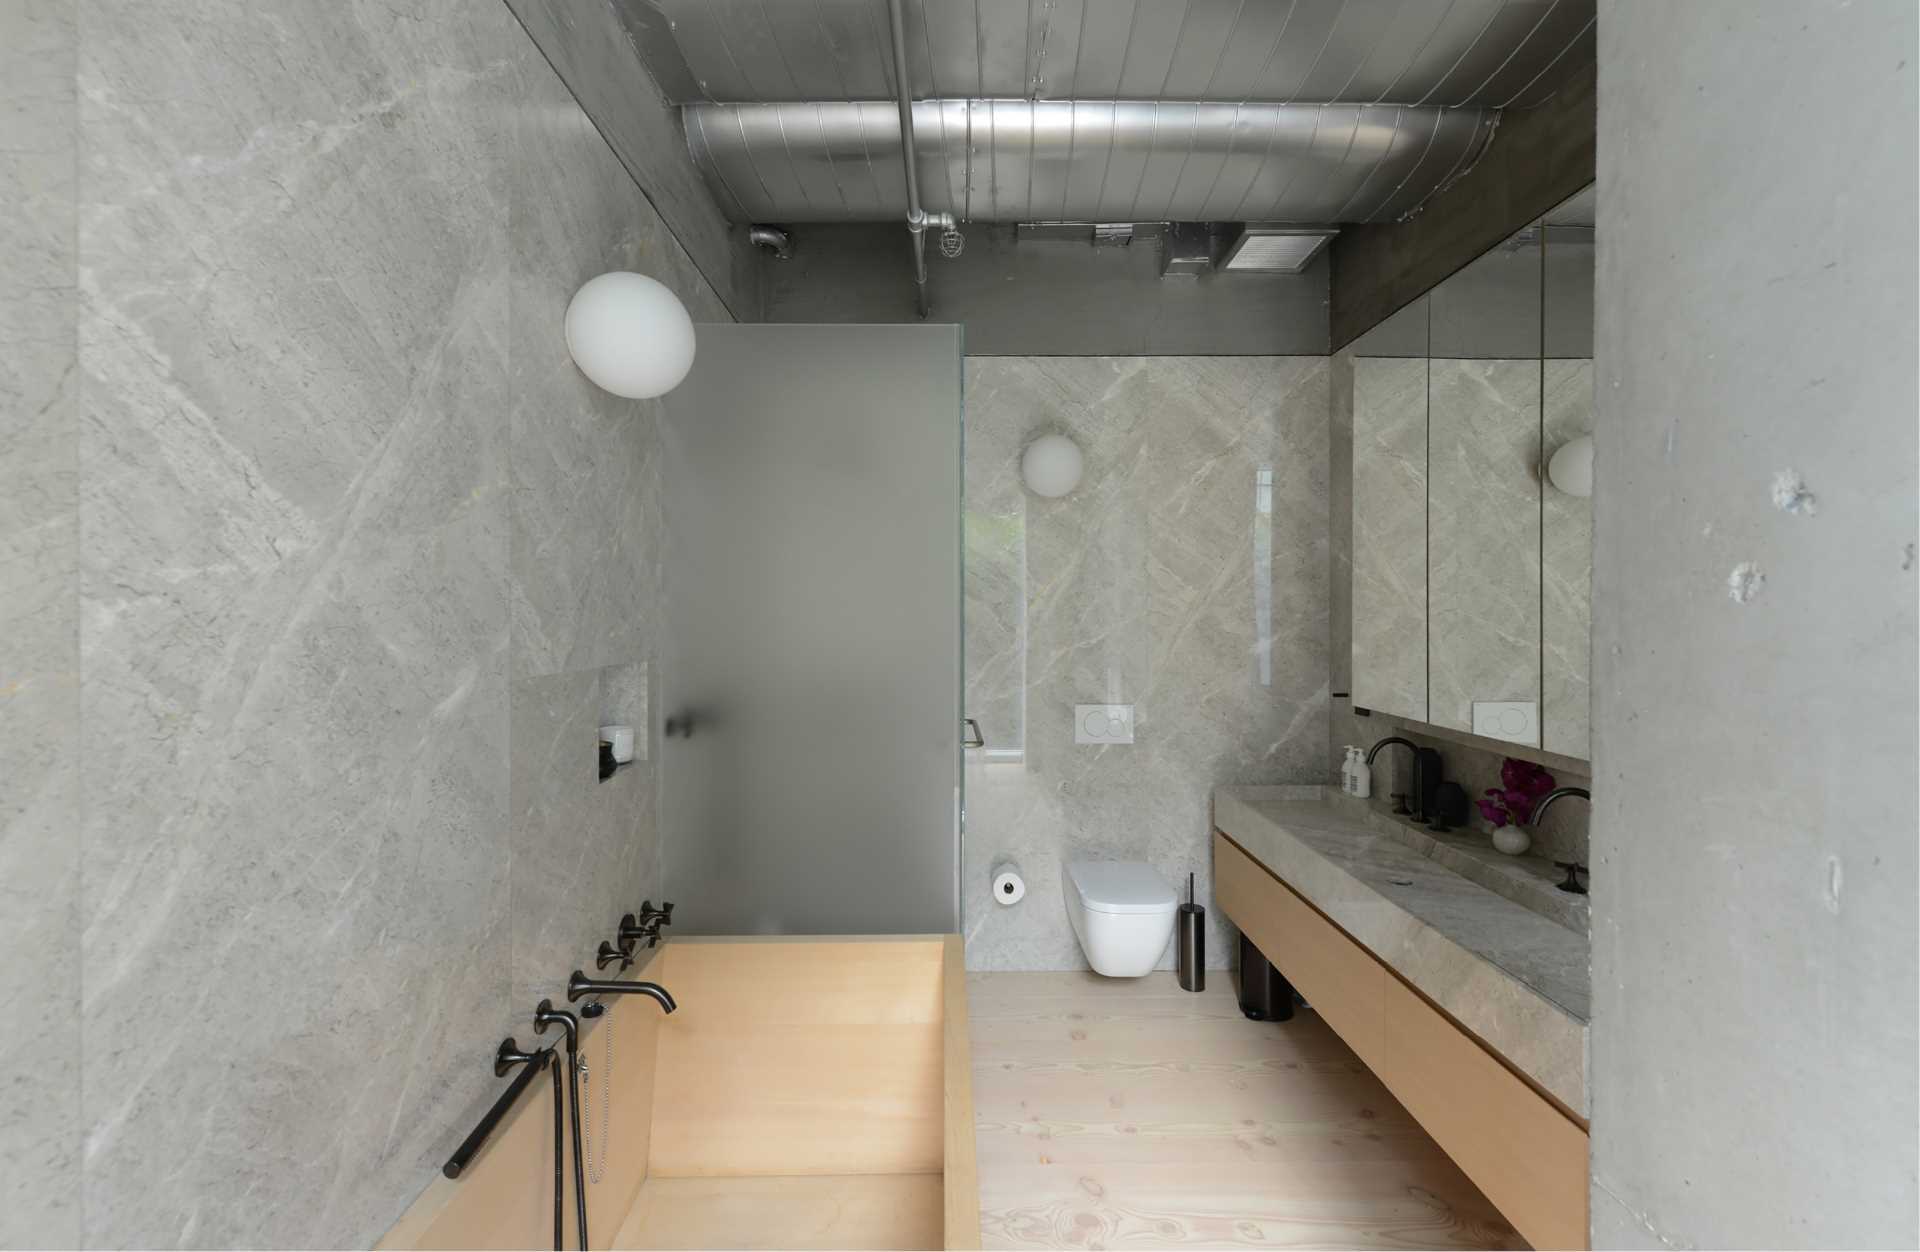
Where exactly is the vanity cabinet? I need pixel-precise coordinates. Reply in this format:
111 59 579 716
1214 832 1589 1251
1348 189 1594 757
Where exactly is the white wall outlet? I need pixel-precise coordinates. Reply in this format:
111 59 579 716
1074 704 1134 745
1472 700 1539 745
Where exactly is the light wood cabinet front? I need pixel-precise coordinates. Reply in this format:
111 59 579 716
1215 832 1588 1250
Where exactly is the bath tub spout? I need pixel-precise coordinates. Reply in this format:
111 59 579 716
566 970 677 1013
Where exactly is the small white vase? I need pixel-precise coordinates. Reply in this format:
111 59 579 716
1492 826 1532 856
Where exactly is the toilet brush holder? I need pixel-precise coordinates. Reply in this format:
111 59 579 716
1177 872 1205 992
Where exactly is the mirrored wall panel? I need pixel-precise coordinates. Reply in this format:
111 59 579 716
1428 225 1543 736
1348 185 1596 758
1542 188 1596 758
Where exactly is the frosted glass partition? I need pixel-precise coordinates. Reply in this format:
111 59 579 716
661 324 963 935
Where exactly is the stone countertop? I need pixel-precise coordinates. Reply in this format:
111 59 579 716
1213 785 1590 1116
1364 808 1590 934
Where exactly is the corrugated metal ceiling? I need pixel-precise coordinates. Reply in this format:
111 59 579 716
621 0 1596 225
629 0 1595 109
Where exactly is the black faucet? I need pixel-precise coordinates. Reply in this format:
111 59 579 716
1532 786 1591 827
567 970 677 1013
532 1000 588 1248
617 900 674 955
1366 736 1429 818
1532 788 1592 894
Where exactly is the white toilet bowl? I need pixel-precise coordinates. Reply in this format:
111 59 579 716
1063 860 1179 977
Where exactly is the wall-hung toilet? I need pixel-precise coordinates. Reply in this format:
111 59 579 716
1064 860 1179 977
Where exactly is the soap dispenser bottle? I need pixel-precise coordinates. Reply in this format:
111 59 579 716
1340 747 1357 795
1351 749 1372 799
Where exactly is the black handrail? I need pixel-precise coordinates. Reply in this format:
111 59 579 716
443 1043 554 1180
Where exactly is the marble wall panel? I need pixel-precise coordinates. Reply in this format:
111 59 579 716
1427 358 1542 735
59 1 730 1244
1326 353 1385 780
1329 351 1355 699
1542 359 1593 760
509 666 661 1006
504 46 727 1018
504 0 760 319
962 358 1330 972
1350 357 1429 722
0 1 82 1245
76 2 518 1239
508 53 727 684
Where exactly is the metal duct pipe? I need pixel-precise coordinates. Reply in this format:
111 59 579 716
883 0 953 317
746 224 792 260
684 100 1496 228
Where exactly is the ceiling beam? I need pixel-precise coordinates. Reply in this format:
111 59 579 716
1329 60 1596 351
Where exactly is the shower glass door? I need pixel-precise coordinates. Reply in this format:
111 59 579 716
660 323 962 935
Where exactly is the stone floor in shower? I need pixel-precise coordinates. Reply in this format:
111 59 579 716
968 971 1523 1250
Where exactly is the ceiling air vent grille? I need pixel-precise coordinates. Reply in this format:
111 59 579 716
1220 227 1338 274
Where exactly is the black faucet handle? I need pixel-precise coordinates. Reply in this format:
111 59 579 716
596 940 632 971
1553 861 1590 895
494 1037 542 1077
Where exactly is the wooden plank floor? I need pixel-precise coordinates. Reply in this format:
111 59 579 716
968 972 1524 1250
611 1174 943 1250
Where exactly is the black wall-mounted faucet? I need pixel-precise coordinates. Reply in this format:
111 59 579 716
567 970 677 1013
617 900 674 955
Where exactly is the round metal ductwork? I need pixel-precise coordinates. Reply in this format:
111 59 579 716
685 99 1496 226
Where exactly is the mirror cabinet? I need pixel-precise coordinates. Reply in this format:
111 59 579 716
1349 185 1595 759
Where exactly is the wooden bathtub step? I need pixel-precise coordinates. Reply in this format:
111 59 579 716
611 1173 943 1251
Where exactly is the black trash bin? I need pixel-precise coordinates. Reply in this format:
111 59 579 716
1237 932 1295 1021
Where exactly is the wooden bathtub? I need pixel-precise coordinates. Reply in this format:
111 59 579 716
381 936 979 1251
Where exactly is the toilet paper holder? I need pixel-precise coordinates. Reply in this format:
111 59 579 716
991 863 1026 906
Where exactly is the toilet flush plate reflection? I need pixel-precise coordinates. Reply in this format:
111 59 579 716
1472 700 1539 745
1075 704 1134 745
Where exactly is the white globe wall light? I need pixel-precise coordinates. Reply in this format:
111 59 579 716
1021 433 1084 498
1547 433 1594 498
564 272 696 399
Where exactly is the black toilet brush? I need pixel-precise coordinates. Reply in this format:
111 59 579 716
1177 871 1205 992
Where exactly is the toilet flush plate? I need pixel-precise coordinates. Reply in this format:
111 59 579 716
1472 700 1539 745
1075 704 1134 744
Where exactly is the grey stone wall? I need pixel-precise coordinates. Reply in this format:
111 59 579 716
0 1 729 1244
1590 2 1918 1245
961 357 1331 970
